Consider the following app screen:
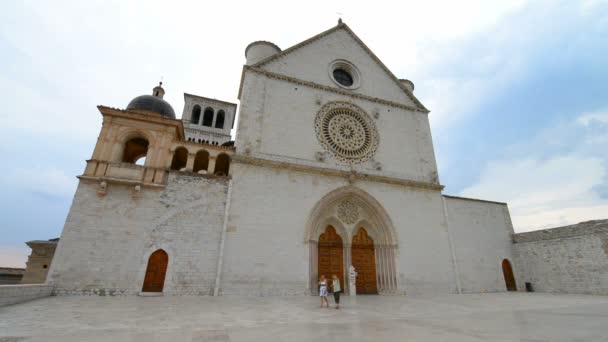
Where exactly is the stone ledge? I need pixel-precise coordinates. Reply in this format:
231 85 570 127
513 219 608 243
0 284 53 307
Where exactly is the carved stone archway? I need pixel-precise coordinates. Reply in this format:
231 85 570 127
306 186 398 295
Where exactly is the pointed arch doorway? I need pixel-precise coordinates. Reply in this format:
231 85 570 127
142 249 168 292
317 226 344 289
307 186 399 295
352 228 378 294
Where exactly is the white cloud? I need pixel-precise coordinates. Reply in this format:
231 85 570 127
578 110 608 126
0 246 29 268
461 111 608 232
2 167 77 198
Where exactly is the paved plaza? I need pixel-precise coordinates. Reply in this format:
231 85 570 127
1 293 608 341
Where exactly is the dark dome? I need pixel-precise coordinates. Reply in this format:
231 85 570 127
127 95 176 119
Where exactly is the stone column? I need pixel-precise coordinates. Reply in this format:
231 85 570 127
375 247 383 293
309 241 318 295
208 156 217 174
185 153 196 172
389 247 397 292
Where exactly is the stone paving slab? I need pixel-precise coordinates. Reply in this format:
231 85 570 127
1 293 608 341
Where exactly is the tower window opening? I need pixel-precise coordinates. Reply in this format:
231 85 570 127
170 147 188 171
203 107 214 127
191 105 201 125
215 110 225 129
122 137 149 164
193 150 209 173
214 153 230 176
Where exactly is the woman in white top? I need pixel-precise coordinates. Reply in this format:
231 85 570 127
318 275 329 308
331 274 341 309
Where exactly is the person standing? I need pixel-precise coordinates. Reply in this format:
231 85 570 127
331 274 341 309
318 275 330 308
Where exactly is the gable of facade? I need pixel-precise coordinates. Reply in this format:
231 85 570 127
236 24 440 185
252 24 425 110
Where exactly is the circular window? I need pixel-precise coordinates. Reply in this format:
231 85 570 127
333 69 353 87
329 60 360 89
315 102 378 163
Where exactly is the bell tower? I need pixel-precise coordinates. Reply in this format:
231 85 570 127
181 94 236 146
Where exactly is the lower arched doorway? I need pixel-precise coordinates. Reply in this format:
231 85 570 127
502 258 517 291
142 249 168 292
317 226 344 289
352 228 377 294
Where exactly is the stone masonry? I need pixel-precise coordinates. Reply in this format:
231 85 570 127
513 219 608 294
48 172 228 296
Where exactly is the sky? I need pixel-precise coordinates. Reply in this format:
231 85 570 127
1 0 607 267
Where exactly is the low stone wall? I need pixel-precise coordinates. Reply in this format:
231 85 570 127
513 219 608 294
0 284 53 306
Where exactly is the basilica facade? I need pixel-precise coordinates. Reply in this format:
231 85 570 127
47 23 518 296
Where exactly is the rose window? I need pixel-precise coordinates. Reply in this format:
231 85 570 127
315 102 379 163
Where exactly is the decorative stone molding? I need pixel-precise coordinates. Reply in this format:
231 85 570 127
247 23 427 112
132 185 142 199
314 102 379 164
336 199 359 224
97 181 107 197
240 66 426 113
232 154 444 191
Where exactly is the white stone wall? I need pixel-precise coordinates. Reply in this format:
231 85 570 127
443 196 516 293
220 162 456 296
0 284 53 306
236 72 438 184
260 28 416 107
48 172 228 296
513 221 608 294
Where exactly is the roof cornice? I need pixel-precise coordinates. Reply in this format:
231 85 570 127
250 23 428 112
232 154 444 191
97 106 185 141
238 66 426 113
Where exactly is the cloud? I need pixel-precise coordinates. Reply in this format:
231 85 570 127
2 167 77 199
578 110 608 126
0 246 29 268
461 111 608 232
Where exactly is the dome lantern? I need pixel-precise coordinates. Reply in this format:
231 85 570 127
126 82 176 119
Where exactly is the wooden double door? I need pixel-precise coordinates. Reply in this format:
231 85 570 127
317 226 377 295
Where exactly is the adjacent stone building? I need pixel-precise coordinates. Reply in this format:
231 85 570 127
513 219 608 294
21 238 58 284
47 22 520 296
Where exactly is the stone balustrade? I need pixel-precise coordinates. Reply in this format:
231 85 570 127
82 159 168 187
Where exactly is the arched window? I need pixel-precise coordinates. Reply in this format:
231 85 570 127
193 150 209 173
202 107 214 127
170 147 188 171
191 105 201 125
122 137 149 164
215 110 225 129
214 153 230 176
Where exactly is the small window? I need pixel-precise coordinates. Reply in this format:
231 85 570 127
215 110 225 129
333 69 353 87
203 107 214 127
191 105 201 125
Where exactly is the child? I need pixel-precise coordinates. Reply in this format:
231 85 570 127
318 275 329 308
